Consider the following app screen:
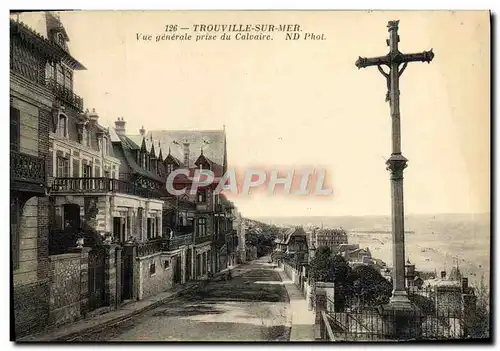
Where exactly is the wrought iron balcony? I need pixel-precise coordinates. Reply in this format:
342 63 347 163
11 151 45 185
195 235 212 245
46 78 84 112
170 233 194 250
137 238 169 257
52 177 162 199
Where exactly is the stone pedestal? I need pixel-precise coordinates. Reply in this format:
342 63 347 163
379 302 422 340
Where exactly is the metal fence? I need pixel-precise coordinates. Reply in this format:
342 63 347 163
318 292 472 341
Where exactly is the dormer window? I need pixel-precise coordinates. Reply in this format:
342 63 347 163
82 127 91 147
197 189 207 203
56 32 65 47
57 114 68 138
166 163 174 174
102 137 108 156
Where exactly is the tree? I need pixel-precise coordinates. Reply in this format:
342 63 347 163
309 246 333 282
349 265 392 308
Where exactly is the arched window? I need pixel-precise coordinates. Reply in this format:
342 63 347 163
57 114 67 138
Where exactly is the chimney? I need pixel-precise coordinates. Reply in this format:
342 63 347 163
139 126 146 137
462 278 469 293
115 117 126 136
89 108 99 122
441 271 446 279
183 141 190 166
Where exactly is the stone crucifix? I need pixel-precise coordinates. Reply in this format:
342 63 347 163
355 20 434 307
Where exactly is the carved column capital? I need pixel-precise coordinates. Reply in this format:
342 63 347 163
386 154 408 180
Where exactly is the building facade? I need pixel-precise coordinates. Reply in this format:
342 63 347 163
10 15 57 338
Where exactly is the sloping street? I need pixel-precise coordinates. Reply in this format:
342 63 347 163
71 257 291 342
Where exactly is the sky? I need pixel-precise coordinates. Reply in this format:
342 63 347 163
17 10 490 217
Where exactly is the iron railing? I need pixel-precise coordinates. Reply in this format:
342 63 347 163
195 235 212 245
10 151 45 184
170 233 194 250
52 177 162 199
318 303 470 341
46 78 84 112
136 238 169 257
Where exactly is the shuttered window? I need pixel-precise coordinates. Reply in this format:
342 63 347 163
10 107 20 151
10 197 20 270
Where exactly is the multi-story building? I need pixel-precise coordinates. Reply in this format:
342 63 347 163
312 228 348 253
10 14 59 338
149 129 229 274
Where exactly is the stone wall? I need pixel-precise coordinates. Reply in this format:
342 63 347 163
47 253 82 327
136 253 174 300
13 280 50 338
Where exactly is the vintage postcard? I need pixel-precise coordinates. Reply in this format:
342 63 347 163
9 10 490 342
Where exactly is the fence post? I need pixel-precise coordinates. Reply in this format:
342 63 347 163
103 243 120 308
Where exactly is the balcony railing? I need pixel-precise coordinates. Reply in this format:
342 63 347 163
11 151 45 184
137 238 169 257
52 177 162 199
196 203 211 212
46 78 84 112
195 235 212 245
170 234 194 250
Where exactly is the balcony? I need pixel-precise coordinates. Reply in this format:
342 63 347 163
195 235 212 245
196 203 211 212
52 177 162 199
170 233 194 250
137 238 169 257
46 78 84 112
11 151 46 192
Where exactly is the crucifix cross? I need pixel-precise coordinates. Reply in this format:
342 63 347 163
356 20 434 103
355 20 435 307
355 20 434 157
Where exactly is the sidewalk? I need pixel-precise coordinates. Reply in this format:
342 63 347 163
277 268 316 342
18 280 201 342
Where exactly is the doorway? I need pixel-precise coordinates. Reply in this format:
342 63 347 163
63 204 80 230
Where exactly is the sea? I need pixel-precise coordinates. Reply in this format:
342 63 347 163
252 213 491 288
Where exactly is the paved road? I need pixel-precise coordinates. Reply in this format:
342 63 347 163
73 257 291 342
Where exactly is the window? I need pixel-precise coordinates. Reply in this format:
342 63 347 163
147 218 153 240
85 128 91 147
164 260 170 269
104 170 110 178
102 137 108 155
64 67 73 90
10 107 20 151
56 156 69 177
149 262 156 276
197 190 207 203
56 33 65 48
166 163 174 174
11 197 20 270
45 62 55 81
56 64 64 85
197 217 207 237
83 164 92 178
57 115 67 138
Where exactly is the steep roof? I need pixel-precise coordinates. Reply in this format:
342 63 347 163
109 129 164 183
10 12 85 70
146 130 226 175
